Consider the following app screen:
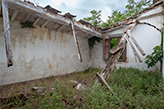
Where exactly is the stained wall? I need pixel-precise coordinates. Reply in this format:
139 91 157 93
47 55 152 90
0 17 91 85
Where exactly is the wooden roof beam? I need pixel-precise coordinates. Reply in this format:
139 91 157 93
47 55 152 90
62 26 71 33
11 10 18 21
81 33 87 37
55 25 65 31
22 14 30 23
47 22 57 29
41 20 49 28
61 26 70 33
0 4 2 15
2 0 13 67
67 30 72 34
33 17 40 26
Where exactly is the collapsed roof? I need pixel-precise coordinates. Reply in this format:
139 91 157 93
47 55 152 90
0 0 163 38
102 0 164 33
0 0 102 38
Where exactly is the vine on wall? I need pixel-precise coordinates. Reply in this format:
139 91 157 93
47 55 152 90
20 21 35 28
88 36 102 49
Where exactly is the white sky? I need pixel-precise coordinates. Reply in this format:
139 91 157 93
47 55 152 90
27 0 150 22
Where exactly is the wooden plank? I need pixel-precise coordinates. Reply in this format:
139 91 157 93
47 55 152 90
62 26 71 33
61 26 70 33
47 22 57 29
101 46 126 80
57 25 69 32
71 20 82 62
22 14 30 23
75 31 82 36
55 25 64 31
7 0 102 37
96 73 113 91
68 30 73 34
41 20 49 28
81 33 87 37
11 10 18 21
127 30 145 56
110 37 126 54
2 0 13 67
124 34 142 62
0 4 2 15
33 17 40 26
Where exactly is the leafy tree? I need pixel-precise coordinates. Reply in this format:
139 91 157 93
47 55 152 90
107 10 127 26
125 0 151 16
106 0 151 26
83 10 102 26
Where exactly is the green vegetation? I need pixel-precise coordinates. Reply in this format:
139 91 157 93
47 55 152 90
145 46 163 69
1 68 164 108
20 21 35 28
88 36 102 49
83 10 102 27
83 0 151 27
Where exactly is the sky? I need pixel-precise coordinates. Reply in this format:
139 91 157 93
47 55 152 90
28 0 129 22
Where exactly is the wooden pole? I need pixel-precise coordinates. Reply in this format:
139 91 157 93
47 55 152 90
124 34 142 62
2 0 13 67
127 30 146 56
162 25 164 90
71 20 82 62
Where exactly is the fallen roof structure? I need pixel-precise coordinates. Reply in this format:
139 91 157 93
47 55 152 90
95 0 164 90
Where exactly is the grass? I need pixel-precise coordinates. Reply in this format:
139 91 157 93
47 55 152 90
0 67 164 108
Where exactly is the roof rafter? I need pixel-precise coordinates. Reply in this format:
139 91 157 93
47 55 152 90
11 10 18 21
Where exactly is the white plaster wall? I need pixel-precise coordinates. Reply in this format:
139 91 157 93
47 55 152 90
90 41 106 69
0 17 91 85
91 6 163 71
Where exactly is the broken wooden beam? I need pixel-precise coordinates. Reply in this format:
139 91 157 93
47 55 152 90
110 37 126 54
0 4 2 15
127 30 145 56
71 20 82 62
124 34 142 62
102 47 126 81
2 0 13 67
96 72 113 91
11 10 18 21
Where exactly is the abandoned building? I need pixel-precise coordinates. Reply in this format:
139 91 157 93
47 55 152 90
0 0 163 85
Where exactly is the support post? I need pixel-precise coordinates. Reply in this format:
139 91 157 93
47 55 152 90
2 0 13 67
162 24 164 91
71 20 82 62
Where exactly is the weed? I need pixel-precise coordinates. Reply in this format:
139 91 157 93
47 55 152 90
20 21 35 29
0 67 164 108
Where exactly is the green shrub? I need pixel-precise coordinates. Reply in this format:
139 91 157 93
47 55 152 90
145 46 163 69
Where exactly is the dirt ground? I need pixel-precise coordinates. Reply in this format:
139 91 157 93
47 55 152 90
0 69 99 98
